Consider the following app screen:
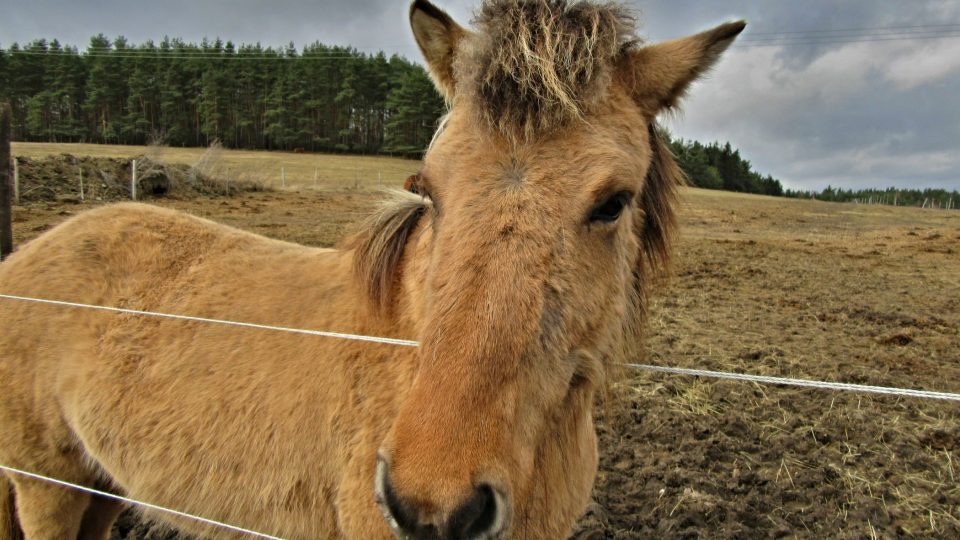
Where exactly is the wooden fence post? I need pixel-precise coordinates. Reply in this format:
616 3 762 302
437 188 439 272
12 155 19 204
281 167 286 189
79 166 85 201
1 102 13 260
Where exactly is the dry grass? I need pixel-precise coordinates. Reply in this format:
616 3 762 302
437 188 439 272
598 188 960 537
11 142 421 191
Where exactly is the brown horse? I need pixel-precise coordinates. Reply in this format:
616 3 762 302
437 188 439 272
0 1 744 538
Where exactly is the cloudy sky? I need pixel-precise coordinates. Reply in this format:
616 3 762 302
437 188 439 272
2 0 960 191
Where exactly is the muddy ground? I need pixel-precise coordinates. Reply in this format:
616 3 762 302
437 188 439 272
6 187 959 539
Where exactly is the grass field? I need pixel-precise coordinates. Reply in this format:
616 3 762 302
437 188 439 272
11 142 421 190
5 145 960 538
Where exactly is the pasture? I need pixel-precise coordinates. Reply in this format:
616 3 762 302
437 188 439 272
5 144 958 538
11 142 421 192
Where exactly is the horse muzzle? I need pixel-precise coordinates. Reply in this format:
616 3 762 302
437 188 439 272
374 456 508 540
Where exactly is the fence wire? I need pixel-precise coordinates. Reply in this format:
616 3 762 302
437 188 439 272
0 464 283 539
628 363 960 401
2 293 957 401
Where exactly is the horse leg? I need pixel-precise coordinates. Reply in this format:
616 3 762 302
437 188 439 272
78 495 126 540
10 477 89 539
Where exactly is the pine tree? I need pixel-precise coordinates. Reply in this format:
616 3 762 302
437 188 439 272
384 59 443 156
83 35 128 143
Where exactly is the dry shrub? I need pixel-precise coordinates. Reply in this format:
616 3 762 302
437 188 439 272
145 131 168 163
176 140 269 195
191 139 224 180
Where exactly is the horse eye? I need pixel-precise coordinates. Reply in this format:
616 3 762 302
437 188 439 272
419 186 439 214
588 191 632 223
403 174 422 195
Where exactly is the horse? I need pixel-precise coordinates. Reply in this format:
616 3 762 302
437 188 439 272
403 174 421 195
0 1 744 538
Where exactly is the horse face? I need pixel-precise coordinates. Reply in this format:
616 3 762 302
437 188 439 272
377 107 647 538
374 2 744 537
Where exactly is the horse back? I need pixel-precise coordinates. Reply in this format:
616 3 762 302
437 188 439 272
0 203 376 537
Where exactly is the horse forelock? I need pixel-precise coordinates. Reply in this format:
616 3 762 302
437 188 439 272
347 190 428 314
460 0 640 139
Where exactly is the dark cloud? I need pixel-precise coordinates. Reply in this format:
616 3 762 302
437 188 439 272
2 0 958 190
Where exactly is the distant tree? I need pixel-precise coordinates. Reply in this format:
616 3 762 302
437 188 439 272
665 135 785 197
384 58 444 156
83 35 129 143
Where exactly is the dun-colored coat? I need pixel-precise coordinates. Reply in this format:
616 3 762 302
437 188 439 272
0 1 743 538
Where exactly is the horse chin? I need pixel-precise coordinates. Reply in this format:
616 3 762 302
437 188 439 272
373 458 403 538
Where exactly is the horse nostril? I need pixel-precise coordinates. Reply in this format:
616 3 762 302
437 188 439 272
447 484 503 539
376 458 505 539
374 457 419 534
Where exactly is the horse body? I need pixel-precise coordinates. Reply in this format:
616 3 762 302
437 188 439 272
0 204 394 538
1 1 744 538
0 202 595 539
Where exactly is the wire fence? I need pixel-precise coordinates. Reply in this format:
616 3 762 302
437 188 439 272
1 293 957 401
0 464 282 539
2 291 959 538
628 364 960 401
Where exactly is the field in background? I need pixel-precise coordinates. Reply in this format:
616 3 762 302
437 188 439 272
4 146 959 538
11 142 421 190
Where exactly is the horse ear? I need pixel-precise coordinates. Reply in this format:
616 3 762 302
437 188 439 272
621 20 746 113
410 0 468 100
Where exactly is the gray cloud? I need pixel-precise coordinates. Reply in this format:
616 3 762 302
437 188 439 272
2 0 959 191
667 6 960 191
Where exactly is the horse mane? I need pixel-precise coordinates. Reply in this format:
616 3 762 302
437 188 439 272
637 124 681 285
345 190 429 314
608 132 679 380
461 0 639 139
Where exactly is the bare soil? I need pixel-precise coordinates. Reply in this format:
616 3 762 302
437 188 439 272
5 181 959 539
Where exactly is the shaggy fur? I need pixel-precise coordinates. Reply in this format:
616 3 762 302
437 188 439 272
0 2 743 538
347 190 429 314
462 0 638 138
1 481 20 540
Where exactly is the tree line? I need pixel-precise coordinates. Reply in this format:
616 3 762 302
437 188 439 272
784 186 959 209
0 35 791 195
8 35 951 206
0 36 444 156
669 138 785 196
668 138 958 208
